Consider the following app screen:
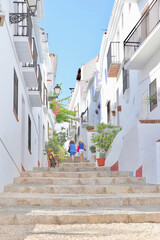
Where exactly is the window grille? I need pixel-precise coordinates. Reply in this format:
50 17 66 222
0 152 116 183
13 69 18 118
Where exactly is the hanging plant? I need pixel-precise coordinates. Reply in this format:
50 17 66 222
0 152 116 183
98 103 101 109
95 110 98 114
117 105 121 111
112 110 116 116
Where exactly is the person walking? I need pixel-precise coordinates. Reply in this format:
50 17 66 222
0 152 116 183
78 139 86 162
69 140 76 162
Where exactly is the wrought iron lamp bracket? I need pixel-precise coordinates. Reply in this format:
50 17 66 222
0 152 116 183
10 12 35 24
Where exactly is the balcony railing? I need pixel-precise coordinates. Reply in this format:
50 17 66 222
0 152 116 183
38 65 42 95
107 42 121 77
13 1 32 45
124 0 160 62
22 38 38 74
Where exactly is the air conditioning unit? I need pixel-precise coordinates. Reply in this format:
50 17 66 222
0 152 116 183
0 12 5 26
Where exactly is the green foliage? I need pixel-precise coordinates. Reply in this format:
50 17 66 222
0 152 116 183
50 97 77 123
46 131 67 161
89 145 96 153
91 123 120 154
145 96 157 105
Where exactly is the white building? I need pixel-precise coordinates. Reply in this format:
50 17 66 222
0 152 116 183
68 0 160 184
0 0 57 192
98 0 160 184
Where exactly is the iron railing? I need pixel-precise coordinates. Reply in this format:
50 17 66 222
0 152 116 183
22 38 38 75
124 0 160 62
81 108 89 124
38 65 42 94
13 1 33 47
107 42 120 73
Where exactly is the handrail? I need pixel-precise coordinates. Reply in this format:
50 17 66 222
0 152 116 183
124 0 157 44
0 138 21 174
124 0 159 61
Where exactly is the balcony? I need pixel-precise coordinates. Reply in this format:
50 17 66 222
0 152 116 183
13 2 33 62
28 66 42 107
124 0 160 70
22 38 38 88
107 42 121 77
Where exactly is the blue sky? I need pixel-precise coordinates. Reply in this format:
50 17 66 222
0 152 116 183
40 0 115 102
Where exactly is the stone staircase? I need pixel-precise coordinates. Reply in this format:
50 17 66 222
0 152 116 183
0 159 160 225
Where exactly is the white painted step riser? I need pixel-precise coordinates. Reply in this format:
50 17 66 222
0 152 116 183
0 196 160 207
0 212 160 225
22 171 131 178
4 185 159 194
14 177 145 185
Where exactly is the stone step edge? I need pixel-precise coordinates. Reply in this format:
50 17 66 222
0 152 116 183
0 211 160 225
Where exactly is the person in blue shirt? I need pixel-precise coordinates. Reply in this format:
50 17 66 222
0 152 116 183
78 139 86 162
69 140 76 162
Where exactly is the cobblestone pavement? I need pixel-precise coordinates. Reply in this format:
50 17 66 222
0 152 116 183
0 223 160 240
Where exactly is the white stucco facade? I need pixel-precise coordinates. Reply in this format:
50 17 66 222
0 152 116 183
0 0 57 192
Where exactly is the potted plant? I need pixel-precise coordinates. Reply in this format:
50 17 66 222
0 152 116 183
117 105 121 111
91 123 120 166
86 125 94 131
111 110 116 116
89 145 96 161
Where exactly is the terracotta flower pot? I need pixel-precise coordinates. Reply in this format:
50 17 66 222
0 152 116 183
97 157 105 166
94 155 96 162
117 106 121 111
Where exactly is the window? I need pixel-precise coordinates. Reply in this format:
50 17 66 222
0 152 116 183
13 69 18 120
149 79 157 111
123 68 129 94
28 115 31 153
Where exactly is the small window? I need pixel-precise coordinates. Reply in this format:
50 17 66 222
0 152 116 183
123 68 129 94
28 115 31 153
149 79 157 111
13 69 18 120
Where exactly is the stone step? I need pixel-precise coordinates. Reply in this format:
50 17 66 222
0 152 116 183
14 176 146 185
0 205 160 225
4 183 160 195
65 157 89 163
54 166 111 172
60 162 95 168
0 192 160 207
21 170 131 178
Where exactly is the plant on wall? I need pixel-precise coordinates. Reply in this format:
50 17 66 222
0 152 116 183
89 145 96 153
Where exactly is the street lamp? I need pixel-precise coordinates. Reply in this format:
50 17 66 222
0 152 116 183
10 0 38 24
54 84 61 97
